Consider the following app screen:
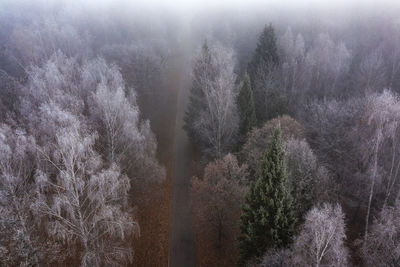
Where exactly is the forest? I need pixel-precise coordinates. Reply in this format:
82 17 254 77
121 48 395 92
1 0 400 266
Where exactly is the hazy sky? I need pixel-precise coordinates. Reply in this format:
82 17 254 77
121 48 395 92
83 0 399 11
4 0 399 18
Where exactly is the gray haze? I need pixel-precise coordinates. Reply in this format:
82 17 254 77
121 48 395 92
2 0 400 266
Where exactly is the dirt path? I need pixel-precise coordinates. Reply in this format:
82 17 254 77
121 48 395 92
169 37 196 266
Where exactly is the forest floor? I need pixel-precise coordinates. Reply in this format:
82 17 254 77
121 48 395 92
130 64 179 265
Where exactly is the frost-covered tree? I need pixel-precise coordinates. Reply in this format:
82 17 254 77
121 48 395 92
184 41 212 143
278 28 308 112
33 104 138 266
382 22 400 90
184 41 238 158
241 115 305 179
357 48 386 93
88 58 165 185
191 154 248 248
20 52 165 187
251 248 291 267
356 90 400 237
304 97 364 196
360 198 400 267
9 19 90 67
305 91 400 238
0 124 41 266
305 33 352 97
0 70 21 120
292 203 348 267
285 138 322 221
101 43 166 96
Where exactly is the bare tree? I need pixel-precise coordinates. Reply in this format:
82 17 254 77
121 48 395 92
32 104 138 266
356 90 400 237
88 59 165 185
304 97 364 197
292 203 348 267
285 138 335 221
0 124 40 266
360 198 400 267
330 42 352 93
251 248 291 267
358 47 386 93
253 62 286 121
305 33 352 97
187 42 239 158
382 22 400 90
101 43 166 96
8 19 90 67
0 70 21 120
305 91 400 241
278 27 308 111
191 154 248 248
20 53 165 187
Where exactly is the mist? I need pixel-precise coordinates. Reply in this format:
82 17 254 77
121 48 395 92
1 0 400 266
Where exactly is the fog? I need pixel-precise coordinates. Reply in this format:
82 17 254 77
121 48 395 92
1 0 400 266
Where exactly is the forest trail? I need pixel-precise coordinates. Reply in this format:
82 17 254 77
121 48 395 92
169 32 196 266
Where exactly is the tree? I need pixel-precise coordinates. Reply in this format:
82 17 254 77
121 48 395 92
237 72 257 148
305 91 400 240
285 138 319 221
381 22 400 91
304 97 364 199
0 124 40 265
0 70 21 121
101 42 166 98
357 47 386 93
304 33 352 98
241 115 305 179
248 24 279 88
20 52 165 188
248 24 281 123
184 41 212 144
32 104 138 266
184 41 238 158
9 18 90 68
191 154 248 249
292 203 348 267
356 90 400 238
251 248 291 267
88 58 165 186
278 28 308 113
360 198 400 266
238 126 295 266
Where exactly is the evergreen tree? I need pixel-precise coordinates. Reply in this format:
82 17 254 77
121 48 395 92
248 24 279 88
237 72 257 148
238 126 295 266
248 24 283 124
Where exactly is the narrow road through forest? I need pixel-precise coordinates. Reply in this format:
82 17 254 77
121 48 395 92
169 35 197 266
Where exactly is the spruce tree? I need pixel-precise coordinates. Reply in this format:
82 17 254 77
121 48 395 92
237 72 257 148
248 24 279 88
238 126 295 266
247 24 282 124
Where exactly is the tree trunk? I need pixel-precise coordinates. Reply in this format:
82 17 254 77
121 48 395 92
365 134 380 239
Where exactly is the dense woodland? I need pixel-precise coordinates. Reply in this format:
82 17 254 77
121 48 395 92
1 0 400 266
